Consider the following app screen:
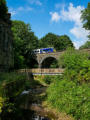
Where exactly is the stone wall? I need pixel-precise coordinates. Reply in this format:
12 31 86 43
0 13 13 71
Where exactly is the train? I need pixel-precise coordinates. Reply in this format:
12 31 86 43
33 47 56 54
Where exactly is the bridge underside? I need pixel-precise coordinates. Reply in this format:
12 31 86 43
28 56 59 68
27 51 63 68
40 57 58 68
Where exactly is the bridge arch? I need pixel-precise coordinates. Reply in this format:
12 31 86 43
35 51 63 68
40 56 59 68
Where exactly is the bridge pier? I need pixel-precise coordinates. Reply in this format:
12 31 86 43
38 64 41 68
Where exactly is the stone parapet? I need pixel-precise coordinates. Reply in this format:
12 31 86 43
17 68 64 74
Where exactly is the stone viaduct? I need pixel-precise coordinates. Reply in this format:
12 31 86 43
35 51 64 68
33 49 90 68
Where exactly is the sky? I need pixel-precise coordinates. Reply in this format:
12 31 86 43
6 0 90 49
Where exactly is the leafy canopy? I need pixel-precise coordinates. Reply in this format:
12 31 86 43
80 41 90 49
39 33 74 51
12 20 38 69
59 48 90 83
81 3 90 30
81 2 90 39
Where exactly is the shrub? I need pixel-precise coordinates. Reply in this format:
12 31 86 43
0 97 3 113
43 76 53 84
59 48 90 84
43 75 63 84
0 72 28 115
47 79 90 120
80 41 90 49
0 72 27 97
46 49 90 120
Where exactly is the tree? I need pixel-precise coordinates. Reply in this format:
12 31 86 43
0 0 8 20
59 48 90 83
54 35 74 51
39 33 58 48
79 41 90 49
12 20 38 69
81 3 90 39
39 33 74 51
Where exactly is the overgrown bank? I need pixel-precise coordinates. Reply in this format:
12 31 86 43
45 49 90 120
0 72 31 119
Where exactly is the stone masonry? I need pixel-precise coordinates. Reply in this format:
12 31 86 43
0 13 13 71
36 51 64 68
36 49 90 68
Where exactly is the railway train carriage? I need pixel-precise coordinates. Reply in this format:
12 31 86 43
33 47 55 54
33 49 40 54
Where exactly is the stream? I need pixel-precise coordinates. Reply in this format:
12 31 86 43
32 114 50 120
20 88 53 120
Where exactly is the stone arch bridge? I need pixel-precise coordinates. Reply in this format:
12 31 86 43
33 49 90 68
35 51 64 68
18 51 65 75
18 49 90 75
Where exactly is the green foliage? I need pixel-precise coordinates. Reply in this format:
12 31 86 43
46 49 90 119
43 76 53 84
12 21 74 69
12 20 38 69
0 72 27 98
0 0 8 20
43 75 63 85
0 72 31 116
0 97 3 113
81 2 90 39
39 33 74 51
50 60 59 68
59 48 90 83
47 79 90 120
0 72 26 84
81 2 90 30
80 41 90 49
